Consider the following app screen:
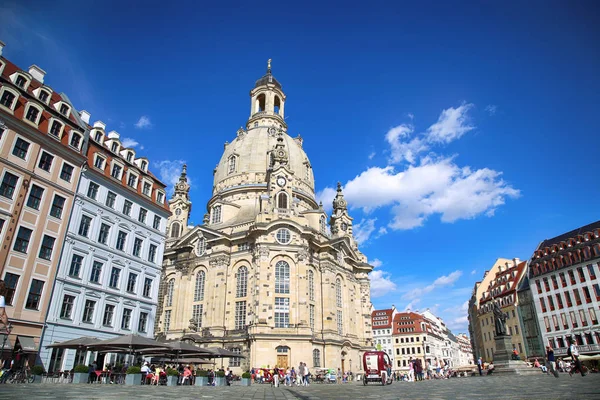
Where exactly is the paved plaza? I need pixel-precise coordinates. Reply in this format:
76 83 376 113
0 374 599 400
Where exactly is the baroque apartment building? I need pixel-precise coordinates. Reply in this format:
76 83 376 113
39 123 170 372
528 221 600 358
371 306 397 365
157 62 374 374
0 43 88 361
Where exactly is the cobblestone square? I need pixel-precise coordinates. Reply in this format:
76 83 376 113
0 374 598 400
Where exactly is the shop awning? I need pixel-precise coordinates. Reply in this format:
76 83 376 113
0 334 12 350
17 336 38 352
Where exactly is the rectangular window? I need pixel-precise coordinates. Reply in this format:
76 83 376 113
555 293 564 309
235 301 246 330
577 266 586 283
48 194 65 219
138 208 147 224
12 138 30 159
559 272 567 288
552 315 559 330
122 200 132 216
548 295 555 311
97 223 110 245
148 244 158 263
582 286 592 303
143 182 151 196
157 192 164 204
82 299 95 323
587 264 597 280
153 216 161 230
87 182 99 200
126 273 137 293
60 163 74 182
111 164 122 179
143 278 152 297
3 272 19 306
38 152 54 172
105 191 116 208
229 348 241 367
570 311 578 328
0 172 19 199
539 297 547 313
90 261 102 283
163 310 171 332
274 297 290 328
573 289 582 305
544 316 551 332
589 308 598 325
138 312 148 333
69 254 83 277
121 308 132 329
551 275 559 290
26 184 44 210
127 174 137 188
133 238 143 257
564 291 573 307
561 313 568 329
0 91 15 108
13 226 33 253
514 324 519 335
25 279 44 310
116 231 127 251
594 284 600 300
579 309 588 326
337 310 343 335
568 270 576 285
238 242 249 251
38 235 55 260
103 304 114 326
78 215 92 237
109 267 121 289
94 156 105 169
310 304 315 330
60 294 75 319
543 277 550 291
70 134 81 148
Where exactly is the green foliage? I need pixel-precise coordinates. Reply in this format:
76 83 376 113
73 365 89 373
196 370 208 377
126 366 141 374
241 372 252 379
167 368 179 376
216 370 226 377
32 365 45 375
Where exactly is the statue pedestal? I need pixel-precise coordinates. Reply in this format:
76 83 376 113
492 335 538 375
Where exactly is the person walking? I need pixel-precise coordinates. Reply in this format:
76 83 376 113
337 368 342 384
303 363 310 386
546 345 558 378
408 357 415 382
568 340 586 377
477 357 483 376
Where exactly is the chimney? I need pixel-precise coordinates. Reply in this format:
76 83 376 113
513 258 520 266
28 65 47 83
79 110 91 124
93 121 106 130
107 130 120 140
0 41 5 57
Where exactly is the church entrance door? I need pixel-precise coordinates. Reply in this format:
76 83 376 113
277 355 288 369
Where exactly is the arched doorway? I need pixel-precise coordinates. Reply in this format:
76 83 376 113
276 346 290 369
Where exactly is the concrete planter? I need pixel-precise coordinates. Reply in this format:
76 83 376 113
167 375 179 386
215 377 225 386
241 378 251 386
195 376 208 386
125 373 142 385
72 372 88 384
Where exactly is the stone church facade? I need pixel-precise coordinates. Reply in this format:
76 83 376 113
156 62 374 374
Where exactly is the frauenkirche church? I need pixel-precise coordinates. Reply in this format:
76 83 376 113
156 61 374 373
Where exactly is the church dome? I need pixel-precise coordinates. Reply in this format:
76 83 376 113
213 126 315 198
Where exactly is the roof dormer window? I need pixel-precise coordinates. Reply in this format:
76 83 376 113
111 142 118 153
25 104 41 124
140 160 147 171
126 152 133 162
49 120 63 137
94 131 102 142
0 89 17 110
59 103 70 116
70 132 82 149
38 90 49 103
15 75 27 88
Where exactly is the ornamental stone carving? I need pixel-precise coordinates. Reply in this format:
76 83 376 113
209 255 230 267
175 262 192 276
252 244 270 262
296 246 309 262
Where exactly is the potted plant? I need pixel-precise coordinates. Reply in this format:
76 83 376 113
166 368 179 386
72 365 89 384
125 366 142 385
31 365 45 383
215 370 226 386
195 369 209 386
241 372 252 386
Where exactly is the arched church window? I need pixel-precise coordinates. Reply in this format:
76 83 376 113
166 278 175 307
308 270 315 301
320 216 326 234
197 237 206 256
228 156 236 175
336 278 342 308
274 96 281 115
170 222 181 238
277 192 288 209
257 94 266 112
313 349 321 367
275 260 290 294
194 271 205 302
236 266 248 298
211 205 221 224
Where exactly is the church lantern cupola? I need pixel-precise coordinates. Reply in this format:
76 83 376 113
247 59 286 131
329 182 354 239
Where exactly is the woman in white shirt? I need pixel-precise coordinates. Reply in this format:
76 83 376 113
0 280 10 334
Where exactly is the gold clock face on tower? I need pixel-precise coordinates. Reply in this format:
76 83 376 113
277 177 286 187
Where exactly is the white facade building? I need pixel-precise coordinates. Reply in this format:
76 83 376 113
39 125 170 372
372 306 397 365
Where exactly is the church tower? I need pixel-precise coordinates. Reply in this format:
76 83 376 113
329 182 354 240
247 59 286 131
166 164 191 243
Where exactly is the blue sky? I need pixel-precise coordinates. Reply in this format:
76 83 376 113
2 1 599 333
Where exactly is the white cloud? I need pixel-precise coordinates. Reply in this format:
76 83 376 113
471 269 477 275
121 137 139 148
407 113 415 120
426 103 474 144
316 187 336 212
155 160 189 193
370 258 383 268
485 104 497 116
119 122 126 129
353 218 377 244
385 124 428 164
368 151 376 160
369 269 396 298
403 270 463 300
135 115 152 129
